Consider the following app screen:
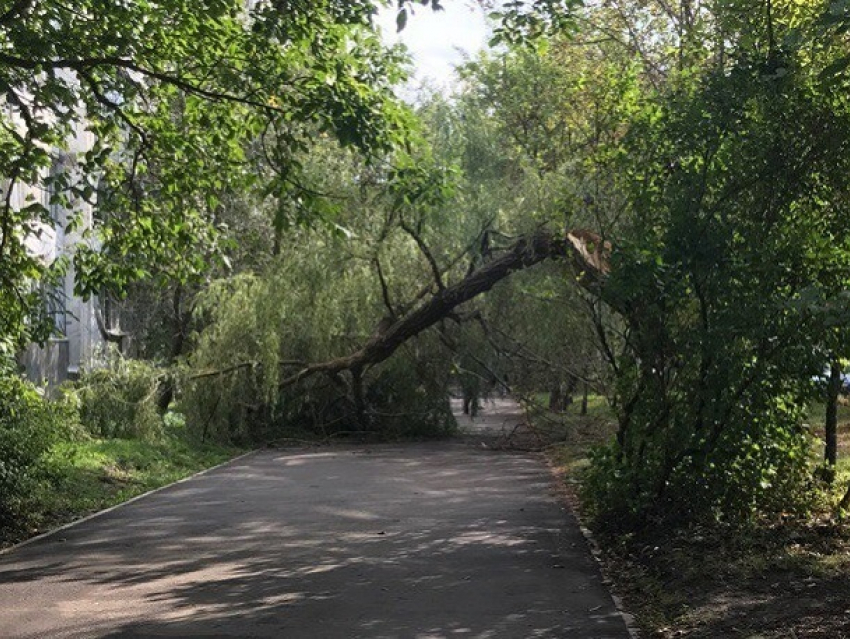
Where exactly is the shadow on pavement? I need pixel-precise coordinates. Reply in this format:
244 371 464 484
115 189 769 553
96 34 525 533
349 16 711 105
0 407 629 638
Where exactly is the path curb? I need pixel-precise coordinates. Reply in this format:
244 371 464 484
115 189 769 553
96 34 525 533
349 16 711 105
575 519 641 639
0 449 259 557
545 458 641 639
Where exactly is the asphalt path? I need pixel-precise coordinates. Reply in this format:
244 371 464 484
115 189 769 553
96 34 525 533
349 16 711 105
0 400 630 638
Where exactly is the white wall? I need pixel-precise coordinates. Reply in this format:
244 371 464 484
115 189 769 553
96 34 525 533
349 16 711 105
16 121 105 384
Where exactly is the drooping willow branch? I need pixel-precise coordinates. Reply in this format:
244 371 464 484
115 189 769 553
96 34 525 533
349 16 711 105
185 228 612 389
275 228 610 388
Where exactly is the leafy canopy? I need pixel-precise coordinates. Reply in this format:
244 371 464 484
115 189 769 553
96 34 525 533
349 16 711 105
0 0 414 348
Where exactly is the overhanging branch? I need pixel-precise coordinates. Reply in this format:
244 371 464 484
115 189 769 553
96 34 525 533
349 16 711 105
279 229 579 387
187 228 612 391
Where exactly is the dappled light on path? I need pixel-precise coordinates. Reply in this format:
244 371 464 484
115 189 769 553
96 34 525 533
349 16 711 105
0 407 628 638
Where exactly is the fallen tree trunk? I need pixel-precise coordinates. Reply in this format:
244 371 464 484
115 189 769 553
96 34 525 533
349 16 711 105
278 228 608 388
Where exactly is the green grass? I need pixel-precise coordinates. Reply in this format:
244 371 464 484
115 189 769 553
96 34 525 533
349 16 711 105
528 391 613 419
805 401 850 503
3 425 244 547
803 399 850 427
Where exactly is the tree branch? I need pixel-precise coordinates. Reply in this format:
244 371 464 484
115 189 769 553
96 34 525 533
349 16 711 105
0 53 287 118
76 68 148 145
278 229 574 388
373 254 396 318
400 218 444 290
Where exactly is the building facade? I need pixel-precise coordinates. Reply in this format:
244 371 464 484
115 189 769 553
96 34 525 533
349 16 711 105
17 123 105 387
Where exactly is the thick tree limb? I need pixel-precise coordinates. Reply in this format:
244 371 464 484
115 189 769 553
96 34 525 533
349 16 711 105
184 228 611 390
278 229 605 388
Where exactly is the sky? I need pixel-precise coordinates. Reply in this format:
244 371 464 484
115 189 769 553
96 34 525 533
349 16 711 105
375 2 489 96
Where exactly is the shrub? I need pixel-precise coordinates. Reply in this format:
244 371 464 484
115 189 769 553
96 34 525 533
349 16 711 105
71 356 164 440
582 361 820 531
365 343 456 440
0 374 74 528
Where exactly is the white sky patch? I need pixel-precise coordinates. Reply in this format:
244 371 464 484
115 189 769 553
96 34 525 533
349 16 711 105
376 2 489 96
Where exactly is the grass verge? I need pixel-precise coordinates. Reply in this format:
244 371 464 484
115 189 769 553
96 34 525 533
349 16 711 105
2 428 244 549
542 397 850 638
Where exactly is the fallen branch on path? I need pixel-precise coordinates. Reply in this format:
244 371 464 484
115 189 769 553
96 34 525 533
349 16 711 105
189 228 611 391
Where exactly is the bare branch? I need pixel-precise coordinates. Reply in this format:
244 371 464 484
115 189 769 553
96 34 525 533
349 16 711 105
373 254 396 318
437 326 510 393
400 218 444 290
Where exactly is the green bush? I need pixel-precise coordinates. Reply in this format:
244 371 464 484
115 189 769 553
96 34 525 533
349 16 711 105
70 357 164 440
181 332 457 444
0 375 74 528
582 367 820 531
365 345 456 440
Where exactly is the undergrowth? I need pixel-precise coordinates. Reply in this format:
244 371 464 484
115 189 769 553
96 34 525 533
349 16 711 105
1 406 242 548
543 398 850 638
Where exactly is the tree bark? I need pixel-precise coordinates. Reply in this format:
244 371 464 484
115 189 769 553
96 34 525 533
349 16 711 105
826 359 841 472
157 284 192 413
549 383 563 412
279 230 580 388
580 380 589 416
350 365 367 430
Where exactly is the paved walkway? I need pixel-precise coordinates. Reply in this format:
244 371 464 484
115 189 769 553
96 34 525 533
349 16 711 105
0 401 630 638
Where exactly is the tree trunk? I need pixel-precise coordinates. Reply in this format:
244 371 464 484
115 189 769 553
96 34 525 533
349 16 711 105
549 383 563 412
826 359 841 472
580 380 588 416
157 285 191 414
350 365 367 430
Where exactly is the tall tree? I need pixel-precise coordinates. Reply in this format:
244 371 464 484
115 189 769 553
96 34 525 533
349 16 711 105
0 0 413 350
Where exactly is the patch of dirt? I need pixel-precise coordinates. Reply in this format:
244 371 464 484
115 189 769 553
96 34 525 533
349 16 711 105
589 521 850 638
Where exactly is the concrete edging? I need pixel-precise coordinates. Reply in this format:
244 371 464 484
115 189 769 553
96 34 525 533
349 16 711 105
545 457 642 639
575 517 642 639
0 448 260 557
